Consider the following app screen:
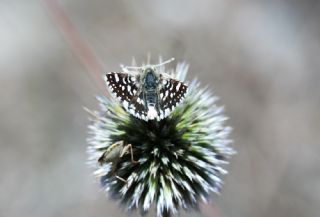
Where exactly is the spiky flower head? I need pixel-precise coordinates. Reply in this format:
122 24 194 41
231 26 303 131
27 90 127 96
86 58 235 217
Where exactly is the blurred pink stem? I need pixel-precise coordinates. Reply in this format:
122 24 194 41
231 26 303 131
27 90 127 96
43 0 107 94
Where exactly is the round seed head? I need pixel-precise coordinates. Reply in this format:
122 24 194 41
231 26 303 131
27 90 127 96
86 60 235 217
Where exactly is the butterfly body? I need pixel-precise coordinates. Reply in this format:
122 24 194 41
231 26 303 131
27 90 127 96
105 61 188 121
140 68 161 118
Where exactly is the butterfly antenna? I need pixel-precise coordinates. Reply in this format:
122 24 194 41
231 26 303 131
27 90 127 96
147 53 151 64
153 58 175 67
124 58 175 70
124 65 145 70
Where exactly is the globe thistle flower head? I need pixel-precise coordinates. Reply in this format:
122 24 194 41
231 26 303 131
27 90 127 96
87 58 235 217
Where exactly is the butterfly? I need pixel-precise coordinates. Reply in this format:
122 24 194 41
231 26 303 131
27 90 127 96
105 58 188 121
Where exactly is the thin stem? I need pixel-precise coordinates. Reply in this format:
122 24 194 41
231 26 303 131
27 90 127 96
43 0 107 94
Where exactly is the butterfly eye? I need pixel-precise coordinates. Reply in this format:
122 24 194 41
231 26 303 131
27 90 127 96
145 68 153 74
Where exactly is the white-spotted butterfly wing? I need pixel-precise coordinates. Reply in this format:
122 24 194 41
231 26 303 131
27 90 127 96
105 72 149 119
159 78 188 118
105 72 188 121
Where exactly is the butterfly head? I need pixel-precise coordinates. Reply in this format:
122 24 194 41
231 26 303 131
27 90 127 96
142 67 159 90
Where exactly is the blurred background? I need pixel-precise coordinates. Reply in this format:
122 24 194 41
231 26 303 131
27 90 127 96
1 0 319 217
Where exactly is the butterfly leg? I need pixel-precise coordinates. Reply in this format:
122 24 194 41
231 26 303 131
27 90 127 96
122 68 139 75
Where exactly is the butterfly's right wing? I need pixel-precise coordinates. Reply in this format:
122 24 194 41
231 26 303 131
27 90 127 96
105 72 148 119
159 78 188 118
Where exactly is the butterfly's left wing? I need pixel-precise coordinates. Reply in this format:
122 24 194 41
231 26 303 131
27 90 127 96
105 72 149 119
159 78 188 118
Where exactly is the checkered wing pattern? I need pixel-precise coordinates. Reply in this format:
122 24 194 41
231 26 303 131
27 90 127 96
105 72 148 118
106 73 188 121
159 78 188 118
